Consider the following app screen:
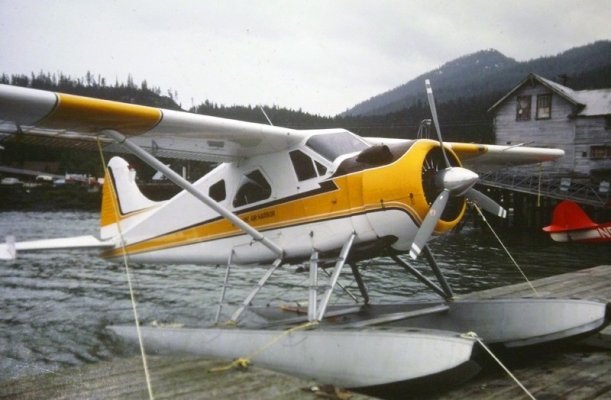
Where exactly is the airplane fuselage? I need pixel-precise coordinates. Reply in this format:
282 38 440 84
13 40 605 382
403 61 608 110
102 136 465 265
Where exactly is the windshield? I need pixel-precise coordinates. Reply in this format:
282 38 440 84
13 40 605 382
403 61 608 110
306 131 369 161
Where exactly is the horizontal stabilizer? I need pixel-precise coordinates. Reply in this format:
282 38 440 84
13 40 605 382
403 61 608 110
543 200 598 232
0 235 115 260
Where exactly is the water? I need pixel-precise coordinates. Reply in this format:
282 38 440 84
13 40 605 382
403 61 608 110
0 210 609 380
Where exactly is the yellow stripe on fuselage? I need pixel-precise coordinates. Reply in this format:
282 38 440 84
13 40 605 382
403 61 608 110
40 93 162 135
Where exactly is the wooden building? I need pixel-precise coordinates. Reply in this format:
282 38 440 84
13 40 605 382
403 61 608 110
488 73 611 180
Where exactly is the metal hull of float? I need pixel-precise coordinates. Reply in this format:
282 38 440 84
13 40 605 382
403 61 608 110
255 298 608 347
109 326 478 390
382 298 608 347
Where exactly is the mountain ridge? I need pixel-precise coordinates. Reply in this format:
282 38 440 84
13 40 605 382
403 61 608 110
342 40 611 117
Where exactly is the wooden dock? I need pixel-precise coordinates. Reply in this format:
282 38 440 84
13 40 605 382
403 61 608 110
1 265 610 400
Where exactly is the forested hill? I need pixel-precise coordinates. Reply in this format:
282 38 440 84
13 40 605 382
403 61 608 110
0 72 184 111
343 40 611 117
0 72 335 128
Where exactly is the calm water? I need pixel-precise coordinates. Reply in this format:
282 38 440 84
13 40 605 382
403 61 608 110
0 210 609 380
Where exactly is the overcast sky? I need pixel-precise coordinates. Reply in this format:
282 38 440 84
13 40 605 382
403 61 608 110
1 1 608 116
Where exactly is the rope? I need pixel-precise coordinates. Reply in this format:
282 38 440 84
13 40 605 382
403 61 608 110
473 204 539 296
208 320 318 373
97 139 155 400
537 164 542 208
462 332 536 400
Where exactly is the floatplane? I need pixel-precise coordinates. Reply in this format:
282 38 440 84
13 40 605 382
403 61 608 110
0 81 608 397
543 200 611 244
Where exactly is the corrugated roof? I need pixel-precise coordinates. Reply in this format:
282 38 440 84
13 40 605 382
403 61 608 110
532 74 580 104
573 88 611 116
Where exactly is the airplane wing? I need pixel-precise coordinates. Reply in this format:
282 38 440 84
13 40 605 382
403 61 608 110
447 142 564 172
1 84 564 167
0 84 307 162
365 137 564 172
0 235 115 260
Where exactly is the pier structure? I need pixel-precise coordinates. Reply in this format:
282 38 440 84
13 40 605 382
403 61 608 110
472 169 610 231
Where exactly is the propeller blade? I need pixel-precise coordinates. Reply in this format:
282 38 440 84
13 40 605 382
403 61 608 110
465 188 507 218
410 189 449 259
425 79 451 168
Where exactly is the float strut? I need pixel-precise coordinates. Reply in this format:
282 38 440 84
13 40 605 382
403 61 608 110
422 245 453 299
214 251 234 324
308 251 319 322
349 263 370 305
391 254 451 300
316 233 355 321
229 258 283 324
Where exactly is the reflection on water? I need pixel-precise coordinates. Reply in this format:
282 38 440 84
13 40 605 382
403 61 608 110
0 211 609 379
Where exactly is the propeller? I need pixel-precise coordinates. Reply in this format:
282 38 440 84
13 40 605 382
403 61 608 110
409 80 507 259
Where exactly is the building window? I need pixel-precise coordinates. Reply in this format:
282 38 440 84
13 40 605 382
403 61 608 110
590 146 611 160
536 94 552 119
516 95 531 121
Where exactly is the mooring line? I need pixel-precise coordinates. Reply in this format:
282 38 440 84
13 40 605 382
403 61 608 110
97 139 155 400
209 320 317 373
473 204 539 296
462 332 536 400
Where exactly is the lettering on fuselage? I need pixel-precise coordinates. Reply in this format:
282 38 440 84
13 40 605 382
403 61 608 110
598 226 611 239
242 209 276 223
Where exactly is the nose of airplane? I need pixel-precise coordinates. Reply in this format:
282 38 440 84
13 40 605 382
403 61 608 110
436 167 479 196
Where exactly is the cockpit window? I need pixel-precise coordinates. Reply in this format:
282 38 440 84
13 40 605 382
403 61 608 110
289 150 317 181
306 131 369 161
233 170 272 208
315 161 327 176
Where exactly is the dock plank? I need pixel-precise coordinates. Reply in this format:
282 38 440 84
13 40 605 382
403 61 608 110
0 355 372 400
461 264 611 300
436 351 611 400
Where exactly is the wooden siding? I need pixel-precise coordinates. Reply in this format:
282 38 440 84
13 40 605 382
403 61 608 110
492 81 610 176
574 116 611 175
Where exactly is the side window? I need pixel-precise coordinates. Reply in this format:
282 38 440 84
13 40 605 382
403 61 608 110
536 94 552 119
233 170 272 208
209 179 226 201
289 150 317 181
516 95 531 121
315 161 327 176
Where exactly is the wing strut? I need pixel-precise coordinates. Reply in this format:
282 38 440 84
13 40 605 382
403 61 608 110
103 129 284 258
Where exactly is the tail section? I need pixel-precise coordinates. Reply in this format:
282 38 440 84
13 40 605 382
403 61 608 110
100 157 158 239
543 200 597 233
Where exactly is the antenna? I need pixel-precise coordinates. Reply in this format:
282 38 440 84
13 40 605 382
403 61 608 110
259 106 273 126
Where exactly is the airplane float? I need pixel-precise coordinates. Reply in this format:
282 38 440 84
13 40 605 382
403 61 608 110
543 199 611 243
0 81 608 398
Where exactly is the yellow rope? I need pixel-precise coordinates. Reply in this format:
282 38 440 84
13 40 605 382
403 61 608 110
97 138 155 400
537 164 542 208
462 332 536 400
473 204 539 297
208 320 318 373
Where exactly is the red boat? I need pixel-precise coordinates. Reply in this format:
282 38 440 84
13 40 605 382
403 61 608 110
543 200 611 243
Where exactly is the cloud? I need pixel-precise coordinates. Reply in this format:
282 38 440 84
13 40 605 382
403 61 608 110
1 0 608 115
